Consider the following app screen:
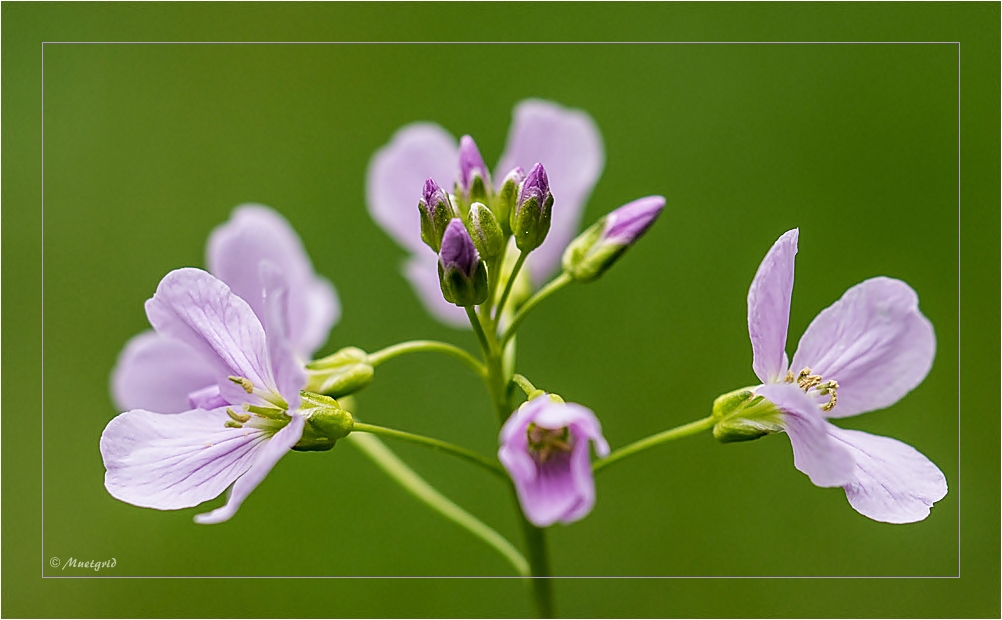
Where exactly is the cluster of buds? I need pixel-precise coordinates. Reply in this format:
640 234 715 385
418 136 554 308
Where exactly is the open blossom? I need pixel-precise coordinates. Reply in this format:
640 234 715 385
498 395 610 527
367 99 604 327
101 267 307 523
111 205 338 414
734 228 946 523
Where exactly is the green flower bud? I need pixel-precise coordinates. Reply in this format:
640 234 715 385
511 163 553 253
711 387 784 443
493 167 525 236
466 202 504 262
305 346 374 397
293 392 355 452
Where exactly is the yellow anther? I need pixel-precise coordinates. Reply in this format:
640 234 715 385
784 370 796 383
224 420 244 429
226 408 251 423
228 376 255 394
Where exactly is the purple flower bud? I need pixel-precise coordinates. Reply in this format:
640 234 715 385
420 178 449 216
562 195 666 282
516 163 550 216
440 219 479 278
418 178 453 252
511 163 554 253
602 196 665 246
438 219 488 306
498 395 610 527
458 135 491 195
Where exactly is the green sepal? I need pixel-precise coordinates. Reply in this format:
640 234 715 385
438 259 489 307
419 197 455 253
511 194 553 253
493 174 519 236
561 216 629 283
466 202 504 262
306 346 374 398
293 392 355 452
711 387 784 443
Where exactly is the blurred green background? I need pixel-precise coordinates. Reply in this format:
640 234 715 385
3 3 999 618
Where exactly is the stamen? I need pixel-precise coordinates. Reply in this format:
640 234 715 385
226 408 251 423
224 420 243 429
784 370 796 383
243 404 290 420
794 367 823 391
792 367 839 412
526 423 572 464
817 380 839 412
228 376 255 394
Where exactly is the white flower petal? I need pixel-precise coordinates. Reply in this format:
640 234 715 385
829 426 948 523
101 407 269 510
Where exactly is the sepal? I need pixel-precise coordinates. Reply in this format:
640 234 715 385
305 347 375 397
711 387 784 443
293 392 355 452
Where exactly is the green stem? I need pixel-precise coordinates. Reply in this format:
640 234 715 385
352 422 506 480
367 340 485 377
500 272 573 347
511 373 540 398
592 416 716 473
466 306 494 357
494 251 527 325
488 359 553 617
346 433 529 577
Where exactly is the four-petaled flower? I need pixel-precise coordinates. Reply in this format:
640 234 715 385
101 267 307 524
741 228 946 523
367 99 604 327
111 205 339 415
498 395 610 527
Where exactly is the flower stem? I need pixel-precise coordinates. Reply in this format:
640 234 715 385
367 340 485 377
511 373 540 398
346 433 529 577
591 416 716 473
352 422 506 480
500 272 572 347
494 250 527 325
466 306 494 357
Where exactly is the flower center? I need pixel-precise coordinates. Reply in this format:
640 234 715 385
526 423 573 464
222 376 291 430
785 367 839 412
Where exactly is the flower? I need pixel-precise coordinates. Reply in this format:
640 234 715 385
562 195 666 282
111 205 339 414
723 228 947 523
101 267 308 524
366 99 604 327
498 395 610 527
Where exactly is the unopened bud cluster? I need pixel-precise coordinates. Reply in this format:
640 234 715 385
416 136 555 308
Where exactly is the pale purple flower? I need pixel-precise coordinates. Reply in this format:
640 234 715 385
111 205 338 414
744 228 946 523
498 396 610 527
101 267 307 524
367 99 604 327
